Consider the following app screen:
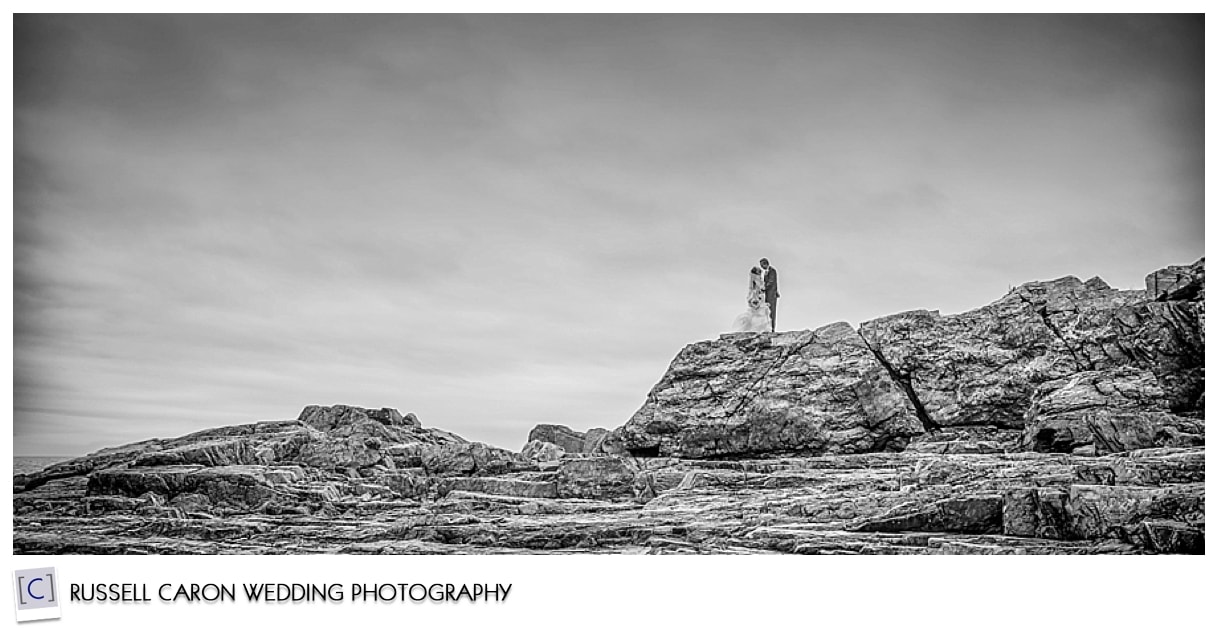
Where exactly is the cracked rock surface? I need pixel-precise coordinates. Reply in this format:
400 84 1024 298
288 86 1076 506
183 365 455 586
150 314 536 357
14 437 1203 554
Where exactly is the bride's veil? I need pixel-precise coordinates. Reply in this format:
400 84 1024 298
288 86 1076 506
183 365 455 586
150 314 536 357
747 267 763 306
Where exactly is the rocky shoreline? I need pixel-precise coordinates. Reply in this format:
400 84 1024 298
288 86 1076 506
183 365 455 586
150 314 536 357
13 259 1204 554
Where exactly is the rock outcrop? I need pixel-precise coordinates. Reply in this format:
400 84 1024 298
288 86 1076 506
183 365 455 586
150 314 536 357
618 322 924 458
525 424 617 454
12 260 1204 555
620 259 1204 460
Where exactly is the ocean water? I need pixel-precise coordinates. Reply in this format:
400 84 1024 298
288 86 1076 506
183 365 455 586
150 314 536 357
14 456 71 476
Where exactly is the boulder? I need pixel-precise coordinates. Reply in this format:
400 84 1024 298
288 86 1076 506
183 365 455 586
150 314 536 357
420 443 527 476
520 440 565 462
554 457 637 500
526 424 587 452
526 424 616 454
619 323 922 458
1020 367 1202 454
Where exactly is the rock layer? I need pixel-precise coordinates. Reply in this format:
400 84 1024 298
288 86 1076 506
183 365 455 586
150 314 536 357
15 437 1204 554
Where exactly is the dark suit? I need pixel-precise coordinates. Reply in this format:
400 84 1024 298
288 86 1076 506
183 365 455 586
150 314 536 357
763 266 779 332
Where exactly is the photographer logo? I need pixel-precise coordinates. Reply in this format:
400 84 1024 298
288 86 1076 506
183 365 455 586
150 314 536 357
13 567 60 622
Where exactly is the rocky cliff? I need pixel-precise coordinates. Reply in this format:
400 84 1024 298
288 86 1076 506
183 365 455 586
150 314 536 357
12 259 1204 554
620 258 1204 458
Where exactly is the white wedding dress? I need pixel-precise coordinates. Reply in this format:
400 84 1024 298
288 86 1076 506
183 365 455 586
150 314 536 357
731 272 772 333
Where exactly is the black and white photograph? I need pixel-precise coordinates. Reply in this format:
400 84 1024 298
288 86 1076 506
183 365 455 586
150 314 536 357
12 13 1205 560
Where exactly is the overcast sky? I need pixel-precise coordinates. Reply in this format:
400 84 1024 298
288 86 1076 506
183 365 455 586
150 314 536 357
14 15 1203 456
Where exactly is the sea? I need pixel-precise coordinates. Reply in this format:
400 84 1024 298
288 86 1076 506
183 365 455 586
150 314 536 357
14 456 72 476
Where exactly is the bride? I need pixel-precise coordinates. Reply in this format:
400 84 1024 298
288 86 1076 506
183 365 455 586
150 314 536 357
731 266 772 333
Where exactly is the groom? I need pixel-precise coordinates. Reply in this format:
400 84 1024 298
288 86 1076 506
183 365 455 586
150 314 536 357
760 258 779 332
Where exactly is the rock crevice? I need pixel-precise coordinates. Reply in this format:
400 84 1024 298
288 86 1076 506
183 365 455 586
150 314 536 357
856 331 941 434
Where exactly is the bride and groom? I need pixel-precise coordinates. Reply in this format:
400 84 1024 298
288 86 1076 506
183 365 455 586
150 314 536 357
732 258 779 333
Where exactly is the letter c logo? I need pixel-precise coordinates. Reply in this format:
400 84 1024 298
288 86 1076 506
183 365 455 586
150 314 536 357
26 577 45 600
